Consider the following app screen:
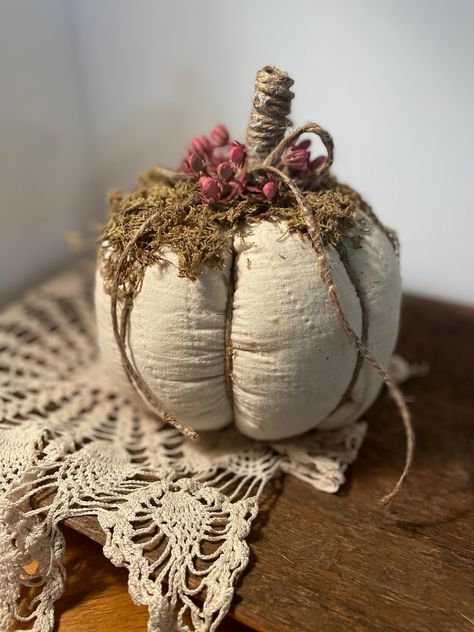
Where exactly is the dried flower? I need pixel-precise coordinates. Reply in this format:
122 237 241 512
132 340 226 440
211 124 229 147
228 141 247 167
191 135 212 155
296 139 311 150
216 161 236 181
184 152 205 176
310 155 326 172
280 143 311 175
262 181 279 202
179 124 324 208
276 136 328 179
198 175 221 203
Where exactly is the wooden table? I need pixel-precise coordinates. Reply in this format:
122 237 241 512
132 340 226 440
50 295 474 631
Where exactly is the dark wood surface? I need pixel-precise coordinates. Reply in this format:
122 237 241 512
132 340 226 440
46 295 474 631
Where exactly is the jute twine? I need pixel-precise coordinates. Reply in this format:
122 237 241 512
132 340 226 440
246 66 294 170
110 212 198 440
108 65 414 504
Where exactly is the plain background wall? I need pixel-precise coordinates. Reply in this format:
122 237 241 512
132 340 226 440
0 0 96 301
1 0 473 303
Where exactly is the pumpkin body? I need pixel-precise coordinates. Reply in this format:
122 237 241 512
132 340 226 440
96 208 401 441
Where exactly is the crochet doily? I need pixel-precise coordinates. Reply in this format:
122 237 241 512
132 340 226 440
0 263 410 632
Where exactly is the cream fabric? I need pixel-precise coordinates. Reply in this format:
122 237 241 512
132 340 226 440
97 248 233 431
95 214 401 440
231 220 361 439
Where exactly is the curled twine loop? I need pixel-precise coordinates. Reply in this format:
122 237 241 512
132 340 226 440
110 216 198 440
109 78 414 504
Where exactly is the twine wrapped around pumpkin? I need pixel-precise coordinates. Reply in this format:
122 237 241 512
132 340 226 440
98 65 413 504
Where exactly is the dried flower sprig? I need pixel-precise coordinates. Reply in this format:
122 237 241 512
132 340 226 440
180 124 325 205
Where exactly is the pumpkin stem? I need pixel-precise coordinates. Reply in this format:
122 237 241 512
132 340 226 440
246 66 294 170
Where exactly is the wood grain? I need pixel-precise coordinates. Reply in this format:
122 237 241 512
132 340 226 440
36 295 474 631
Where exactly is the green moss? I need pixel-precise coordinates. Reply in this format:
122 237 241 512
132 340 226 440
99 173 364 297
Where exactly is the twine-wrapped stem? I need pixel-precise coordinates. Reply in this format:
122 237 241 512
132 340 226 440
246 66 294 169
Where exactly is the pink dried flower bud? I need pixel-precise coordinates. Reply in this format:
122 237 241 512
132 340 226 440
228 141 247 167
216 161 235 181
285 148 310 166
198 176 221 203
191 135 212 155
310 155 326 171
295 139 311 150
262 181 279 202
279 144 313 176
210 124 229 147
186 152 205 175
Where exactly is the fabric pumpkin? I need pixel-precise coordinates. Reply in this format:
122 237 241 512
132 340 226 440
95 66 402 442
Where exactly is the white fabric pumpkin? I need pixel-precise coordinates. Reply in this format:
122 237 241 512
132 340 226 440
95 209 401 441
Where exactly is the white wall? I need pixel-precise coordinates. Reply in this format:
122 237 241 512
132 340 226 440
1 0 473 303
0 0 100 302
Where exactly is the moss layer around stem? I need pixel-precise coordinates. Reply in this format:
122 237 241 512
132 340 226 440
99 173 367 297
